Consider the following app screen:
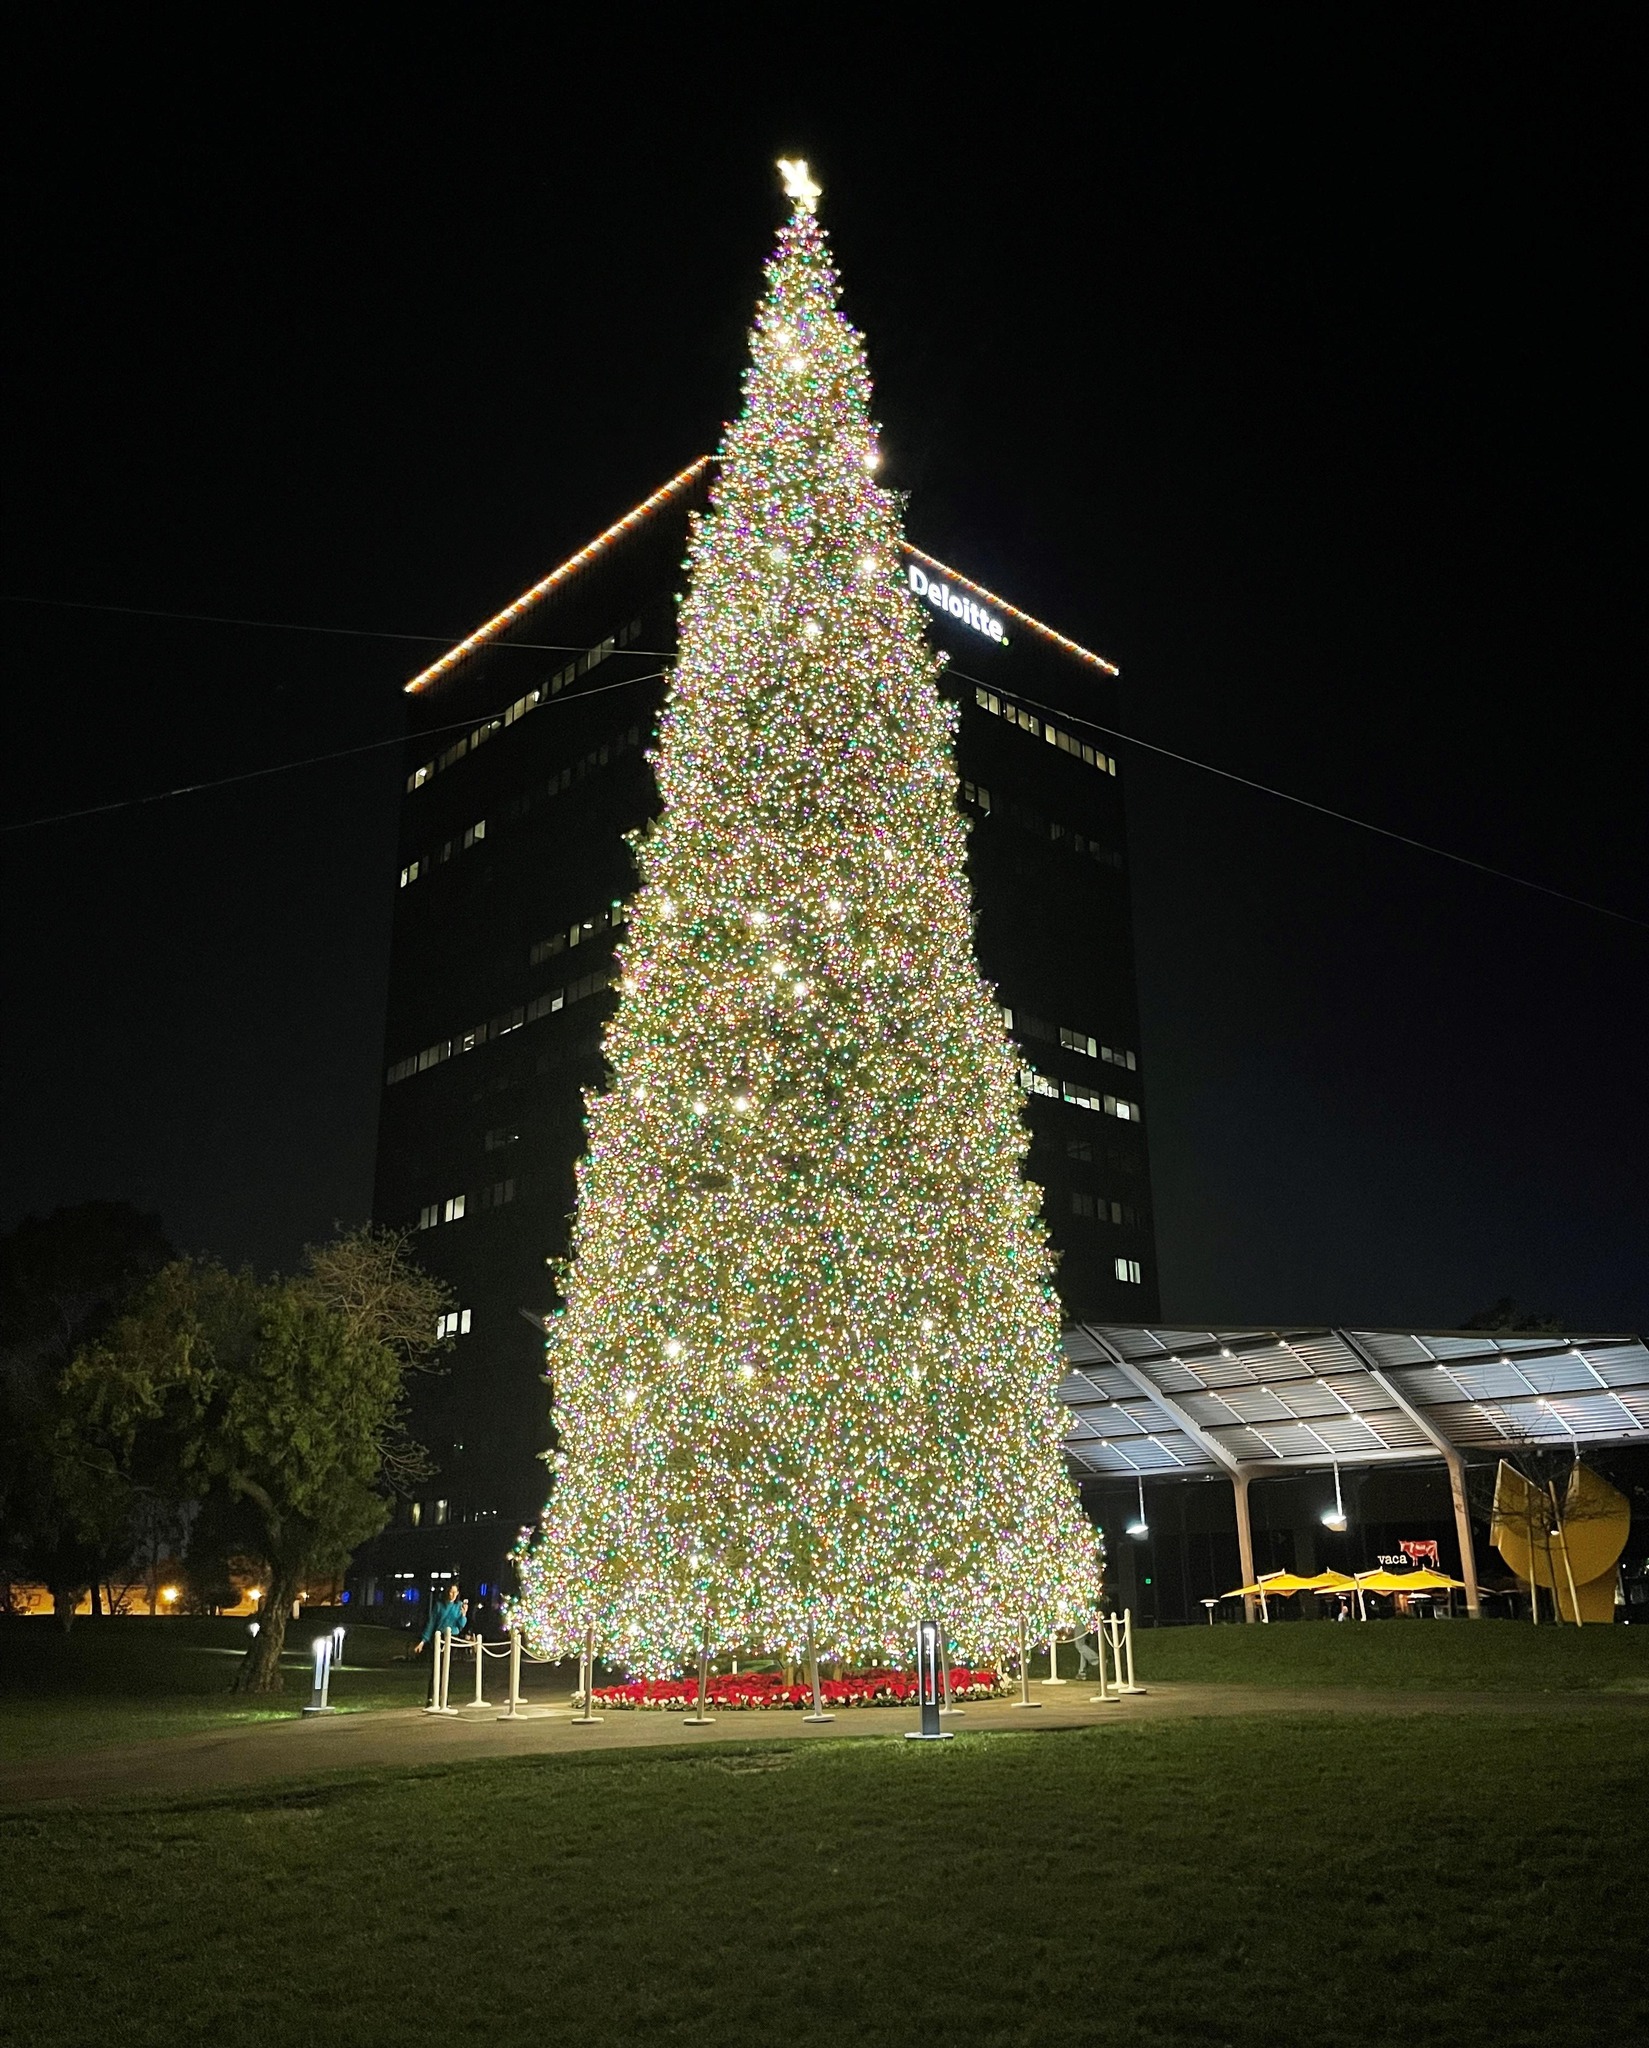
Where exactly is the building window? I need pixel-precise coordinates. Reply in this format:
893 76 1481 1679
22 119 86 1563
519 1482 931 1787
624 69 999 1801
463 820 486 848
530 900 625 966
1101 1044 1137 1071
387 962 618 1089
1060 1026 1098 1059
479 1178 516 1210
484 1127 519 1152
418 1203 439 1231
1115 1258 1142 1285
407 762 433 793
443 1194 466 1223
1063 1080 1104 1113
399 861 422 889
974 686 1117 773
1105 1096 1141 1122
961 779 992 813
1066 1137 1093 1164
437 1309 472 1339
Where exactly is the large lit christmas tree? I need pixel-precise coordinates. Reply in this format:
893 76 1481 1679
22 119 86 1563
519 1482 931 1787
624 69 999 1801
518 161 1097 1676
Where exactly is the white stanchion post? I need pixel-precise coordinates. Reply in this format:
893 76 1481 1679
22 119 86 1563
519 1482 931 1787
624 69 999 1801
804 1623 833 1724
1108 1611 1145 1695
510 1628 525 1710
425 1629 458 1715
471 1633 484 1708
1088 1614 1118 1704
1044 1629 1068 1685
1014 1616 1043 1709
572 1622 604 1725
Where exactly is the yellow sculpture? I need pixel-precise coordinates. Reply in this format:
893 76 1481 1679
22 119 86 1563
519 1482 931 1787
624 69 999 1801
1491 1459 1628 1622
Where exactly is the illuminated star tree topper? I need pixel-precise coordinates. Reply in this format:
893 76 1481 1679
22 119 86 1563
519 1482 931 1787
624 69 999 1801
516 159 1098 1676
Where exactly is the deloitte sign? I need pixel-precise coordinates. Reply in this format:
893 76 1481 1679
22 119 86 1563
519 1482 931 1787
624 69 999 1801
907 562 1007 644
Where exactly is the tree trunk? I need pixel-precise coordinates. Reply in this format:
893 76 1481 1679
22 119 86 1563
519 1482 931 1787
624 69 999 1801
52 1584 80 1634
233 1560 303 1693
89 1580 103 1619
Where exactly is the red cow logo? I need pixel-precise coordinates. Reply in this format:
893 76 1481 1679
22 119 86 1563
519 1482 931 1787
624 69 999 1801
1400 1539 1440 1570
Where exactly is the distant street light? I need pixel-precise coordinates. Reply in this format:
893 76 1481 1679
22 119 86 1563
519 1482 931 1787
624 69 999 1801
1321 1462 1348 1532
1126 1474 1149 1539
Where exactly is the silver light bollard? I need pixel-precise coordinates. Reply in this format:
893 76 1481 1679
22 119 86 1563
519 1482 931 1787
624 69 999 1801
303 1632 336 1715
905 1619 953 1742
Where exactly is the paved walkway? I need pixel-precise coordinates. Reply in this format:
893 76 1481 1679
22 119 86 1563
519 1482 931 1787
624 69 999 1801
4 1680 1643 1808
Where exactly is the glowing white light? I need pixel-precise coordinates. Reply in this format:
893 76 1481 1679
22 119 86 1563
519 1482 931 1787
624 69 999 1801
621 1388 639 1408
738 1363 756 1381
827 897 844 915
864 449 881 471
802 618 822 639
777 157 821 212
663 1339 683 1360
659 897 675 918
792 981 808 998
859 556 878 577
750 909 770 927
733 1095 751 1112
921 1318 935 1333
691 1100 708 1117
787 355 807 375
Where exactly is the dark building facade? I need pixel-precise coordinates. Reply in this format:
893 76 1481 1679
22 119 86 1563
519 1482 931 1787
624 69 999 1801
350 465 1160 1617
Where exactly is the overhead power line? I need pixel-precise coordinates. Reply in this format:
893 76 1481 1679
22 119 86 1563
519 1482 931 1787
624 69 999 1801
945 665 1648 934
0 671 668 833
1 598 1639 933
0 591 676 660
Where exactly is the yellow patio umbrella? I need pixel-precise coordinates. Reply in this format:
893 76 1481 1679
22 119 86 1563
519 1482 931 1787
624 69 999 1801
1222 1572 1320 1596
1220 1569 1319 1621
1296 1570 1359 1592
1356 1568 1463 1594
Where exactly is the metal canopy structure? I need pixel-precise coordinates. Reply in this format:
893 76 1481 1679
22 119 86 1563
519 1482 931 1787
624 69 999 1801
1058 1323 1649 1479
1057 1323 1649 1621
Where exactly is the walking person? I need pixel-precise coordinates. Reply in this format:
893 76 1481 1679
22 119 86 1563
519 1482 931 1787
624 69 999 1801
414 1582 468 1705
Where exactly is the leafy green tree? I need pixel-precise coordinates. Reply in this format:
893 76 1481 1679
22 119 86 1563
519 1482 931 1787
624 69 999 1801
69 1227 448 1691
0 1203 173 1627
1462 1297 1565 1335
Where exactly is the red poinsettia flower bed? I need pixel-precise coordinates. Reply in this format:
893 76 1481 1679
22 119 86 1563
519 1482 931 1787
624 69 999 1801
590 1667 1007 1711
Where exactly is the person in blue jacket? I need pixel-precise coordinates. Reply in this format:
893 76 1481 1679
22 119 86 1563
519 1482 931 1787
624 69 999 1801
415 1583 468 1703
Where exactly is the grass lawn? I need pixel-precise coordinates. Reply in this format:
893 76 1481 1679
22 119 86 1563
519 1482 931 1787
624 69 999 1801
3 1710 1646 2047
0 1617 433 1761
5 1615 1646 1768
1057 1616 1649 1692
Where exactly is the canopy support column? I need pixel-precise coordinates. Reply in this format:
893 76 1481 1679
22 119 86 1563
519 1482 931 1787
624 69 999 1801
1340 1334 1484 1621
1444 1447 1483 1619
1233 1472 1258 1624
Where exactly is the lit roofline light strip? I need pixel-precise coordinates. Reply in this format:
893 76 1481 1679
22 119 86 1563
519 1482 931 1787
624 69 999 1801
403 455 1119 695
403 456 714 696
900 542 1120 677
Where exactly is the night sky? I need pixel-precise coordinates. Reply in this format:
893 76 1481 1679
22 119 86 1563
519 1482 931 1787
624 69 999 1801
4 21 1643 1333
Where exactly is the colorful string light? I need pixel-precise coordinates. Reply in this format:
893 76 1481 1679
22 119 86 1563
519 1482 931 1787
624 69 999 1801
515 167 1099 1677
